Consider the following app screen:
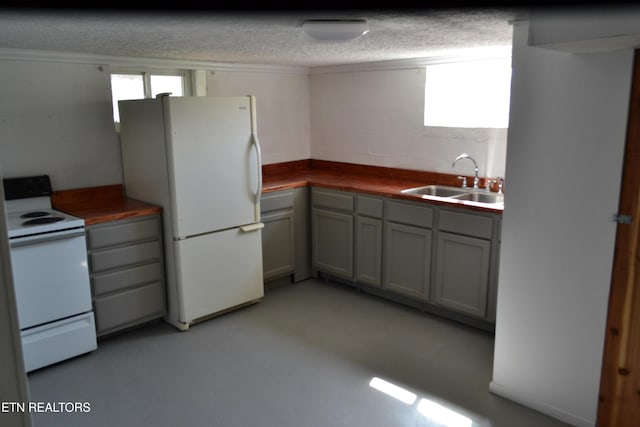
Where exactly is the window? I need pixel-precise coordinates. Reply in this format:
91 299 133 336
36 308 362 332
110 71 188 124
424 57 512 129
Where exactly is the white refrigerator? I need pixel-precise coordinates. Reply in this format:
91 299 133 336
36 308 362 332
118 95 264 331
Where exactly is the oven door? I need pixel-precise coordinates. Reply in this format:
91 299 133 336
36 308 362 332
10 228 92 330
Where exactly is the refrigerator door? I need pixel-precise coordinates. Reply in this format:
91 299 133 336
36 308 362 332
163 96 260 238
172 226 264 326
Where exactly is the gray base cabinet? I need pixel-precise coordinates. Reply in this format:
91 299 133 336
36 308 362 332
86 214 166 337
311 188 355 281
356 216 383 286
261 189 295 282
355 195 384 286
434 232 490 317
260 187 311 285
307 185 502 329
383 199 434 300
292 187 311 282
312 208 354 280
262 211 295 279
434 208 499 319
384 222 432 300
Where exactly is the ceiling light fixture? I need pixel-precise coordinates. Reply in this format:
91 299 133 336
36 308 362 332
302 19 369 41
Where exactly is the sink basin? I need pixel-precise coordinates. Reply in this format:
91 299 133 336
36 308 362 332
401 184 504 206
451 192 504 204
401 185 469 198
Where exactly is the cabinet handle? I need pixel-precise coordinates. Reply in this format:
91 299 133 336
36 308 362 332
240 223 265 233
10 228 86 248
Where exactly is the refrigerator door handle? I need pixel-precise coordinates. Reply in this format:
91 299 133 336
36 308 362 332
249 95 263 222
240 223 265 233
252 135 263 198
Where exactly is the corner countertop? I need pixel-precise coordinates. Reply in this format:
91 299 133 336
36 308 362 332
263 160 504 214
52 185 162 225
52 160 502 223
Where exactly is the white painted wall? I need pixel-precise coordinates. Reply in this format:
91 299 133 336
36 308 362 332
490 20 632 427
0 60 122 190
206 70 311 165
0 55 506 187
309 68 508 178
0 58 311 190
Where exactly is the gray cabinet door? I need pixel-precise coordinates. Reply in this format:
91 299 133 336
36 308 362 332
434 231 490 318
312 208 354 280
260 188 310 284
292 187 311 282
356 216 382 286
261 210 295 281
384 222 431 300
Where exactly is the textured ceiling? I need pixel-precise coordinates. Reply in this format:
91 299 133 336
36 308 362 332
0 8 519 67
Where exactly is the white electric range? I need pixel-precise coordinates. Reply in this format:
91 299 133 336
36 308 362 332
4 175 96 372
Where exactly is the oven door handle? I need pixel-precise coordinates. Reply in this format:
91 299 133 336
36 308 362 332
10 228 86 248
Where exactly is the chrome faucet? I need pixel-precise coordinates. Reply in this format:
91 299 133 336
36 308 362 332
452 153 480 190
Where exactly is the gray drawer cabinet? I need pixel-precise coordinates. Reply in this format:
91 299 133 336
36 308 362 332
383 200 433 300
86 214 166 337
311 187 355 281
261 189 295 282
433 208 499 319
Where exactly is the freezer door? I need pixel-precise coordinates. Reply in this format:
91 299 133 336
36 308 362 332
164 96 260 238
172 225 264 325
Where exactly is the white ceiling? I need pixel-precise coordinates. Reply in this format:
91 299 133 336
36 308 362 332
0 8 519 67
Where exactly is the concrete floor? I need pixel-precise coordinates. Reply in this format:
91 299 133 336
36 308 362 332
27 279 571 427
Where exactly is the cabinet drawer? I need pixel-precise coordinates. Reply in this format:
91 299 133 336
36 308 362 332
261 189 294 213
386 200 433 228
92 262 163 296
312 188 354 212
88 216 160 249
94 281 165 334
439 209 493 239
90 240 162 273
357 195 383 218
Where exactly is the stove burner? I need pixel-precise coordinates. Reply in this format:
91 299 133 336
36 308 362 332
20 211 51 219
22 217 65 226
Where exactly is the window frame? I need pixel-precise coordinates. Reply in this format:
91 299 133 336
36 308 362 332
110 68 192 129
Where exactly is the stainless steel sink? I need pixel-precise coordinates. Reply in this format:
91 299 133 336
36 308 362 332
401 185 469 198
450 192 504 204
401 184 504 206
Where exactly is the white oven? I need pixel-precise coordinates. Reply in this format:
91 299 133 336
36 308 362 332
4 175 96 372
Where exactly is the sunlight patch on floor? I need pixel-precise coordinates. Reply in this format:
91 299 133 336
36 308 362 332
369 376 476 427
369 377 417 405
417 398 473 427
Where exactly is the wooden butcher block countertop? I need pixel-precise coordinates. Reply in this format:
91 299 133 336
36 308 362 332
52 160 502 222
52 184 162 225
263 160 504 214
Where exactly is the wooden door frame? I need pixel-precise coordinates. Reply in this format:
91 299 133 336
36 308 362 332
597 48 640 426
